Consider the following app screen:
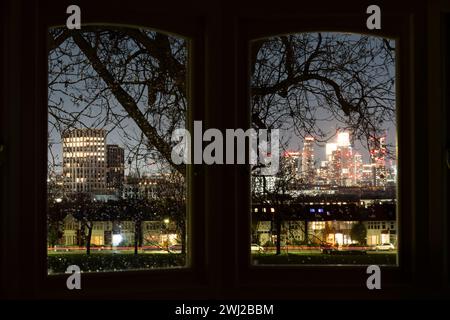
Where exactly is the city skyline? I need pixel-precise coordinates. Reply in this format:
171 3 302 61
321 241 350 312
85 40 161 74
49 124 396 178
280 132 395 188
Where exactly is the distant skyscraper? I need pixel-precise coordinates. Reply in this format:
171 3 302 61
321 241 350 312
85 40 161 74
337 132 350 148
106 144 125 193
62 128 107 194
329 148 342 186
338 146 353 186
353 152 363 185
327 131 355 186
282 151 302 178
369 135 388 187
301 137 315 184
316 161 329 185
361 164 376 186
325 143 337 161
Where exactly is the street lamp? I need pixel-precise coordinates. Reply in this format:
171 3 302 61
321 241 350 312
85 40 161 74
163 218 170 250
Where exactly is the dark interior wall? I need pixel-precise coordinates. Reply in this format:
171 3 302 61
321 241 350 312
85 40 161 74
0 0 449 300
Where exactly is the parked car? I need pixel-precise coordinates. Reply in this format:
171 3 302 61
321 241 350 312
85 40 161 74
320 242 337 254
168 244 182 253
375 243 395 251
341 243 367 255
142 244 167 252
251 243 265 253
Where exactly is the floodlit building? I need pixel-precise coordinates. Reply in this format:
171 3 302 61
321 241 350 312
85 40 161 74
365 220 397 246
353 152 363 186
62 128 107 194
282 151 302 178
369 135 388 187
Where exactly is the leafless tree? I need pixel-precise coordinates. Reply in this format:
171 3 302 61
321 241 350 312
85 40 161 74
251 33 395 157
48 27 187 175
153 170 186 254
48 28 395 174
47 28 395 255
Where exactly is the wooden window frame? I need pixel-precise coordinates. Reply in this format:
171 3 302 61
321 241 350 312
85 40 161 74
1 0 210 299
231 1 431 299
1 0 449 300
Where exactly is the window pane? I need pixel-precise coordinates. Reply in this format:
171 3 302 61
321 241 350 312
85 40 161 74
250 32 397 265
47 26 188 274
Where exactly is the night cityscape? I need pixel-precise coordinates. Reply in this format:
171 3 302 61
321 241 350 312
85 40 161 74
47 126 398 270
251 131 397 263
1 0 449 308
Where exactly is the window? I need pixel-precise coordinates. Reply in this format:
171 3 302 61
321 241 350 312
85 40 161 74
1 0 446 300
47 25 189 273
250 32 398 265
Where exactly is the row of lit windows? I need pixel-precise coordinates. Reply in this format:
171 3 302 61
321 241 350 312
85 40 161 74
73 177 104 183
64 137 104 142
67 185 106 191
65 170 105 174
63 142 105 148
64 153 105 161
65 171 105 177
64 221 170 232
64 152 105 157
68 178 105 184
65 163 107 168
63 148 105 154
367 221 396 230
311 221 325 230
65 222 78 230
64 163 107 168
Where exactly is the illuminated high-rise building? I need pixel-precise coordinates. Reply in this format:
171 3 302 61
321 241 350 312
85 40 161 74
316 160 330 185
337 132 350 148
369 135 388 187
62 128 107 194
325 143 337 162
361 164 376 186
353 152 363 185
282 151 302 178
327 132 354 186
300 137 315 184
328 149 338 185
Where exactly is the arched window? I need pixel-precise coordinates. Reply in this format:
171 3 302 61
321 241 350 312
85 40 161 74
249 32 398 266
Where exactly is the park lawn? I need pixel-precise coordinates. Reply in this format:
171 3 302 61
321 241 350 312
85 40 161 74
47 253 185 274
252 252 397 265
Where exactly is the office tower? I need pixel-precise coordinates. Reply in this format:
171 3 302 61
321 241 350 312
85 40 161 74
327 132 355 186
316 160 329 185
301 137 315 184
337 131 350 148
325 143 337 162
337 132 353 186
361 164 375 186
329 148 342 186
106 144 125 192
282 151 302 178
62 128 107 194
369 135 388 187
353 152 363 185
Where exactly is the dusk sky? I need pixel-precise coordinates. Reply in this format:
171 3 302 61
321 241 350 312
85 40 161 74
48 31 396 175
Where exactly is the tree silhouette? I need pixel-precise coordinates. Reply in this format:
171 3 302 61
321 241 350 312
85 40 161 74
47 27 395 258
350 221 368 245
48 28 395 175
